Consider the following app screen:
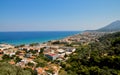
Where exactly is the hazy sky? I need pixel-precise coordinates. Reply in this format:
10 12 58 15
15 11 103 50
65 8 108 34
0 0 120 31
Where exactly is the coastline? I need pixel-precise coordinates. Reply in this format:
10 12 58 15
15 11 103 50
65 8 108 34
0 31 81 46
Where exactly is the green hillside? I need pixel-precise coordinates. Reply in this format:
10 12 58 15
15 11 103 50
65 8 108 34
60 32 120 75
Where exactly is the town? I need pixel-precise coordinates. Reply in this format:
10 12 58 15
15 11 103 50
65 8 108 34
0 32 105 75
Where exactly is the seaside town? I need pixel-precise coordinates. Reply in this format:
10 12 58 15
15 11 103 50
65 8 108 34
0 32 106 75
1 0 120 74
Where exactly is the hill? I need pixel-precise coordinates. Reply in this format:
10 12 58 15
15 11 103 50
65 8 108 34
60 31 120 75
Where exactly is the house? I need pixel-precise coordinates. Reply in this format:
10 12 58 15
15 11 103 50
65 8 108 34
57 49 65 57
0 50 3 54
0 44 14 50
57 49 65 54
45 53 59 60
9 52 15 57
9 60 15 65
25 53 32 58
35 67 46 75
66 47 76 52
65 52 72 55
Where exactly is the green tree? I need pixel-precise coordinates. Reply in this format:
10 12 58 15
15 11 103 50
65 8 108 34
15 56 22 63
2 54 11 60
27 62 34 67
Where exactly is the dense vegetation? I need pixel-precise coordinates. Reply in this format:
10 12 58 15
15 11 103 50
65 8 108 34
60 32 120 75
0 62 32 75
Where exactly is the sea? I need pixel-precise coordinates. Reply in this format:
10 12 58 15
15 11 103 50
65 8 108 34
0 31 80 46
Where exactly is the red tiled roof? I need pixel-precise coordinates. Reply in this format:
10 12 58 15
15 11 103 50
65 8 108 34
9 60 15 65
36 67 44 74
48 54 56 56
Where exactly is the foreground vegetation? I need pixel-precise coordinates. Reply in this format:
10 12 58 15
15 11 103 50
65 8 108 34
0 62 32 75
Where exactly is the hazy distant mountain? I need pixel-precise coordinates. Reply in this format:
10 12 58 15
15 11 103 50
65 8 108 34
85 20 120 32
97 20 120 32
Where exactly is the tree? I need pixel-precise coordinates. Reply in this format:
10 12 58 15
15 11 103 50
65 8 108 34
36 62 46 67
40 48 44 54
15 56 22 63
27 62 34 67
2 54 11 60
0 62 32 75
59 69 68 75
29 43 39 46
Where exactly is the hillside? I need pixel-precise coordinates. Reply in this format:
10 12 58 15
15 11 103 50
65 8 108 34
60 32 120 75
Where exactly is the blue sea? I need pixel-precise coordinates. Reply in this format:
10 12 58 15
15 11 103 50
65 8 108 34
0 31 80 45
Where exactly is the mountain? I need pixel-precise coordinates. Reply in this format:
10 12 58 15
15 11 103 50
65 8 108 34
97 20 120 32
85 20 120 32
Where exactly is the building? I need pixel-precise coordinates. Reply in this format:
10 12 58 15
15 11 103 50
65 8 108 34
35 67 46 75
45 53 59 60
57 49 65 57
0 44 14 50
66 47 76 52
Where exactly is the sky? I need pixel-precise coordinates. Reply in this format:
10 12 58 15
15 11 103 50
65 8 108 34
0 0 120 31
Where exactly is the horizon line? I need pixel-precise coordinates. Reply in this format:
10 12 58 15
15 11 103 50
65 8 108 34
0 30 83 32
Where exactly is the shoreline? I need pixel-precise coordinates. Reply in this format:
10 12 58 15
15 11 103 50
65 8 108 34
0 31 81 46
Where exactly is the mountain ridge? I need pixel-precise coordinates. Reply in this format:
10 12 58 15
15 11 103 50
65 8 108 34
85 20 120 32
